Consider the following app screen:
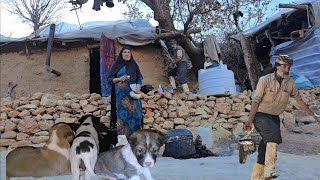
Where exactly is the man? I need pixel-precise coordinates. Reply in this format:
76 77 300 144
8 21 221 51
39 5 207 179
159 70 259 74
244 55 320 180
168 39 190 93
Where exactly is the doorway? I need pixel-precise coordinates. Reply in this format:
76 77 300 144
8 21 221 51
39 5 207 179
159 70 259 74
89 47 101 94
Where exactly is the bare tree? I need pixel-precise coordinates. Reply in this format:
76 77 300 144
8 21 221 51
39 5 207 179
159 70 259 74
3 0 65 34
119 0 272 89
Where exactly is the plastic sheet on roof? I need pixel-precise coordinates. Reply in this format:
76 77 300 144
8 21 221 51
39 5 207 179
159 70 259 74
232 0 320 40
3 19 157 46
270 27 320 86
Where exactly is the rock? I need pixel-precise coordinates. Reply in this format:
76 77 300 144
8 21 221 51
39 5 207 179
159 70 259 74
18 110 30 118
185 101 194 108
55 117 78 124
1 101 13 107
64 93 77 100
16 104 37 111
189 120 200 127
281 112 295 129
152 123 162 131
158 98 168 107
292 123 320 135
173 118 185 125
196 100 206 107
175 125 187 129
245 104 251 111
213 103 231 114
169 112 177 118
177 106 190 118
168 100 177 106
9 140 32 149
32 107 46 116
162 111 168 118
16 133 29 141
4 120 17 132
232 123 244 138
56 106 72 113
82 104 98 113
89 93 101 101
195 107 207 115
30 100 40 106
144 117 154 124
163 121 174 130
163 93 172 100
187 94 197 101
17 118 39 134
213 127 232 141
8 110 20 118
155 117 165 124
1 131 17 139
46 107 56 115
232 103 245 111
79 100 88 106
40 94 64 108
34 131 49 136
30 136 49 144
216 97 226 103
31 92 44 100
0 139 16 147
41 114 53 120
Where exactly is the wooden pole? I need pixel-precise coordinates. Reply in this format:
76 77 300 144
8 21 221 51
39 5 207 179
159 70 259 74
279 4 308 10
45 24 61 76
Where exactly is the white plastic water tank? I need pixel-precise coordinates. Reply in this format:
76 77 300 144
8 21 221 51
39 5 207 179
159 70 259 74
198 61 236 96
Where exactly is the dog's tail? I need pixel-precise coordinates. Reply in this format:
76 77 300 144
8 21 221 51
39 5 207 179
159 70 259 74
81 155 97 177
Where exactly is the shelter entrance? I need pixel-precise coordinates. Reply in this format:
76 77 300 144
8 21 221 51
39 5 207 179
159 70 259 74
89 47 102 94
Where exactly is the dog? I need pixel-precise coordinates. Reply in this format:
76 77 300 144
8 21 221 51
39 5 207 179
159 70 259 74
6 123 74 180
70 114 117 180
94 129 168 180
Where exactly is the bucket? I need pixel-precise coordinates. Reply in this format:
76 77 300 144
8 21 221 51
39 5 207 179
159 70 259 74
198 61 236 96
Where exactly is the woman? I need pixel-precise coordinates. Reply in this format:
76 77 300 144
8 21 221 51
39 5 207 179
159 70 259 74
108 46 143 137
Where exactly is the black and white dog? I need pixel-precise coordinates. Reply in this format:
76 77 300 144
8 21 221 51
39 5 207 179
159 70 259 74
95 129 168 180
70 114 117 180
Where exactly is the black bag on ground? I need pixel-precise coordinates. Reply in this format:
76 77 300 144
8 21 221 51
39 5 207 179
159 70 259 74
163 129 196 158
141 84 154 94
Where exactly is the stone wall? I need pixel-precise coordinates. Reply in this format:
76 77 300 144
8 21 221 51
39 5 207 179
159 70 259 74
1 88 319 150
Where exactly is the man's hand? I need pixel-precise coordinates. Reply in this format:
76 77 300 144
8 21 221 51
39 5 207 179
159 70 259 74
244 120 253 132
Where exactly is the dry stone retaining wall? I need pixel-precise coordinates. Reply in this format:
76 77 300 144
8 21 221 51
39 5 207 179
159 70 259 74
1 88 319 150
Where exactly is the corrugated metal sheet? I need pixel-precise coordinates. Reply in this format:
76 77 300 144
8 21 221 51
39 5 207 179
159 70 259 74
270 27 320 86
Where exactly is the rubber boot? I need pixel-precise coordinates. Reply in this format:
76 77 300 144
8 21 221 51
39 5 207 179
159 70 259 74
182 83 189 93
169 76 177 90
251 163 264 180
264 143 280 179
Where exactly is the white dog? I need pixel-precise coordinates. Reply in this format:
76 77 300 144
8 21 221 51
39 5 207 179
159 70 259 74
70 115 100 180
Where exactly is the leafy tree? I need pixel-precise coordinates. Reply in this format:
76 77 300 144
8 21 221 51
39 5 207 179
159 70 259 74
119 0 273 89
3 0 65 34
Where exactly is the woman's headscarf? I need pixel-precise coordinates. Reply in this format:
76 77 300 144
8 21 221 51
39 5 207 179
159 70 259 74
109 46 143 84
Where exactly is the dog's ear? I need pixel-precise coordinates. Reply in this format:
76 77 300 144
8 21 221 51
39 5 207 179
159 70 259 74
67 123 80 132
156 131 170 146
78 115 89 124
128 133 139 148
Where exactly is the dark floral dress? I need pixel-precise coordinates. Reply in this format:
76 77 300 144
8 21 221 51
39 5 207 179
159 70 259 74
114 66 143 137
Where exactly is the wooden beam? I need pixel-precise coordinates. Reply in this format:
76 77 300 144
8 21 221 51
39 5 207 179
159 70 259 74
279 4 308 10
45 24 61 76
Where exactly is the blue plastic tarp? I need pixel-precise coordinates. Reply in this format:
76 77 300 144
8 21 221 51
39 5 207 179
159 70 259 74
270 27 320 86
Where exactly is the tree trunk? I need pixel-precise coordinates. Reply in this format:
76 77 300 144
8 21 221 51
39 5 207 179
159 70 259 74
239 34 259 90
141 0 204 73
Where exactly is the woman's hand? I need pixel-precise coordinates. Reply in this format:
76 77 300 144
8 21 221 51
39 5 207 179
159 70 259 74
119 75 129 83
134 84 141 94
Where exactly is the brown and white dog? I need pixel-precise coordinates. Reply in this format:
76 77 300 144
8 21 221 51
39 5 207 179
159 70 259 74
94 129 168 180
6 123 74 180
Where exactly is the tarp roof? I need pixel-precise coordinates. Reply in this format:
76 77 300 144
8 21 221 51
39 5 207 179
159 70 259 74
1 19 158 46
232 0 320 40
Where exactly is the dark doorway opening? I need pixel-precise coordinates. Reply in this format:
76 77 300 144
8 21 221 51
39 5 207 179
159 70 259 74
89 47 101 94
